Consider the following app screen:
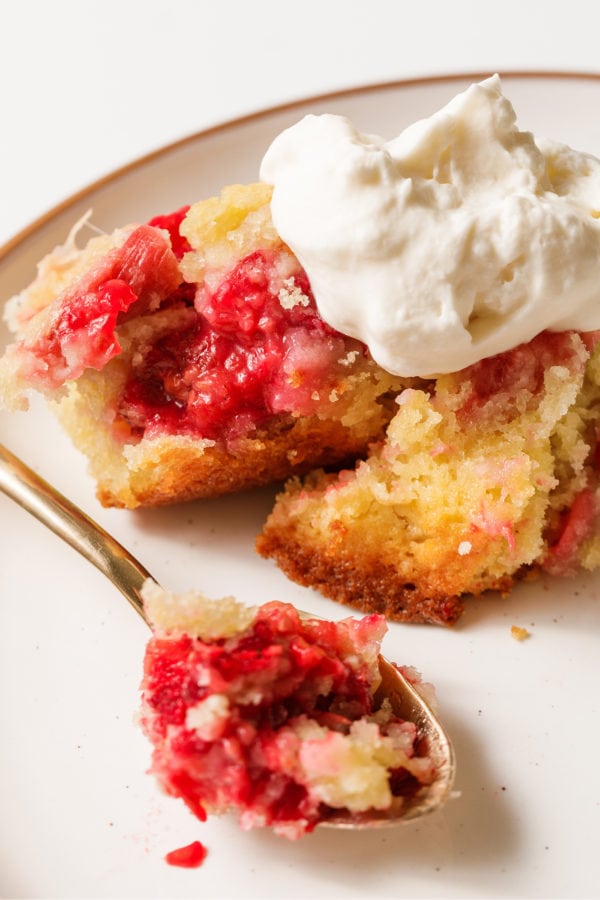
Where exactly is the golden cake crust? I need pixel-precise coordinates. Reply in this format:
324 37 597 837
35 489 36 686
91 415 390 508
256 494 518 626
256 527 472 625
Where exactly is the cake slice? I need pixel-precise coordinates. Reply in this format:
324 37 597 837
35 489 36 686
139 580 443 838
257 331 600 624
0 184 401 508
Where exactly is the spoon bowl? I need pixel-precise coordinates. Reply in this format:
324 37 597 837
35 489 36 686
0 441 455 827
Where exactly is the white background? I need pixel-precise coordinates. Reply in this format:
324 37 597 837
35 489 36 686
2 0 600 247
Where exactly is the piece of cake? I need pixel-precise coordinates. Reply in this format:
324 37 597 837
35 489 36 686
139 580 443 838
0 185 401 508
257 331 600 624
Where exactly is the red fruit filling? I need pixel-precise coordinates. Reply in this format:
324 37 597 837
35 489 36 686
147 206 192 260
140 600 434 839
16 204 365 444
544 487 599 576
19 224 181 389
118 248 362 443
456 331 587 424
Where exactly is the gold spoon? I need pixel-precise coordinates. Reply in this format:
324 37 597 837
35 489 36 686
0 441 455 827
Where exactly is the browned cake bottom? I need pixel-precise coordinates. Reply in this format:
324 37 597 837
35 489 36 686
256 526 518 626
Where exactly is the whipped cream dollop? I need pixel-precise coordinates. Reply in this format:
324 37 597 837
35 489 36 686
260 76 600 376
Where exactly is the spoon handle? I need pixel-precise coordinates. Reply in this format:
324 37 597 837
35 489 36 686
0 444 150 623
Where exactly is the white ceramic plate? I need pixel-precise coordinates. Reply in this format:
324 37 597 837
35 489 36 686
1 73 600 900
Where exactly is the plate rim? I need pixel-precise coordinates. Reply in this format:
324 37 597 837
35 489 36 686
2 68 600 264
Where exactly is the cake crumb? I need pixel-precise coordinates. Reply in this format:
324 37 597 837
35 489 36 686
458 541 472 556
511 625 531 641
338 349 360 367
278 277 310 309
